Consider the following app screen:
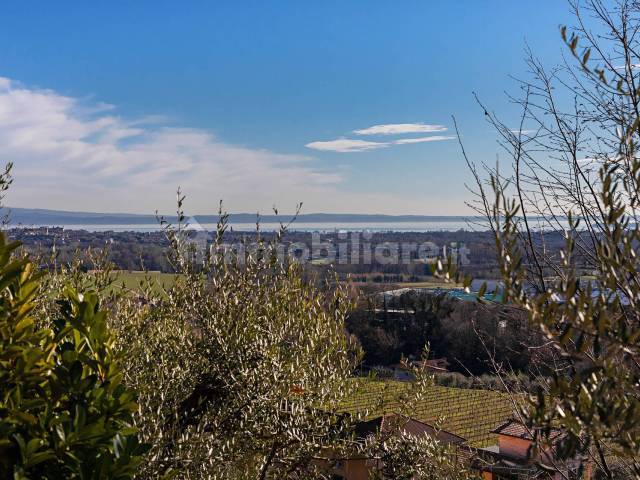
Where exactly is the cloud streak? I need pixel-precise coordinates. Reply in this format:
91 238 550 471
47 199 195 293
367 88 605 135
306 133 454 152
394 135 455 144
306 122 454 152
305 138 389 153
354 123 447 135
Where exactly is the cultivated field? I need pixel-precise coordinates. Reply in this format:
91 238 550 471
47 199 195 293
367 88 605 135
107 270 181 295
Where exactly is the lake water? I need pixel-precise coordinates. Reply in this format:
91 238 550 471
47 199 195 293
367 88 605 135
15 216 580 233
25 220 487 233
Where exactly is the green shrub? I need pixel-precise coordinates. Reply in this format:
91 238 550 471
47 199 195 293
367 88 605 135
0 233 146 479
109 216 361 478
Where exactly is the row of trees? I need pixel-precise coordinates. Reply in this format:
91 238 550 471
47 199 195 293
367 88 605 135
347 291 544 375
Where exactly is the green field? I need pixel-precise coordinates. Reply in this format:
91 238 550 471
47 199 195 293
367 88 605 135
107 271 182 295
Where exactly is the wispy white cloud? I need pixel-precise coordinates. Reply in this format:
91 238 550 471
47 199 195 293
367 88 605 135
0 77 351 213
614 63 640 70
508 129 535 135
305 138 390 153
306 122 454 152
354 123 447 135
0 78 472 214
306 133 454 153
393 135 455 144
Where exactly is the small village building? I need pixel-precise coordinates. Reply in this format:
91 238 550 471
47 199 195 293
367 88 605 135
327 381 592 480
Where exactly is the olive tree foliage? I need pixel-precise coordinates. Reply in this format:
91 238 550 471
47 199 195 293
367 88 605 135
107 199 359 479
362 432 472 480
456 0 640 477
103 195 476 479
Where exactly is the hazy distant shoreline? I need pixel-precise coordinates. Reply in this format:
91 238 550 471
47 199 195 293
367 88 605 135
10 222 484 233
2 207 484 229
1 207 579 233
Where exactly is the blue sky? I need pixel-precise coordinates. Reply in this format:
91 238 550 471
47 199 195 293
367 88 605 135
0 1 573 215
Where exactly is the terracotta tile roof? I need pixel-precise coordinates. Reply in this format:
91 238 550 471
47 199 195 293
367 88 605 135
492 419 533 439
492 419 563 442
353 414 466 445
340 380 517 448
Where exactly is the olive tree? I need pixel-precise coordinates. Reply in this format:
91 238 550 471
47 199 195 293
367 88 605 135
458 0 640 476
105 198 478 479
107 202 359 479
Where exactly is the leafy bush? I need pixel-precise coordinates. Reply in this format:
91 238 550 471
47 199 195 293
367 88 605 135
105 208 479 479
107 212 363 479
0 233 145 479
363 430 472 480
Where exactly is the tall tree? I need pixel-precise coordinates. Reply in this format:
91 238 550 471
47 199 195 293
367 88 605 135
459 1 640 477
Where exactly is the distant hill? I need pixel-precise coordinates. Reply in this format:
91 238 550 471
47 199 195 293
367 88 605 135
2 207 478 226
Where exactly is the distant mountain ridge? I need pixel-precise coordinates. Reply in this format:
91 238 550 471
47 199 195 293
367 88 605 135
2 207 478 226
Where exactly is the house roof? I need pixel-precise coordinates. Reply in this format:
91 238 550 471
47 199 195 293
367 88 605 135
492 419 533 439
491 419 563 442
339 379 516 448
354 414 466 445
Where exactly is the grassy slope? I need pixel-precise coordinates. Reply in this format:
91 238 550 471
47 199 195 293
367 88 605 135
107 271 181 295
